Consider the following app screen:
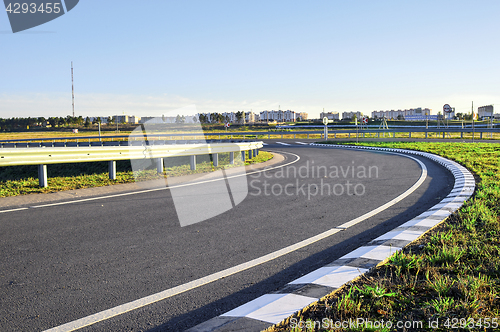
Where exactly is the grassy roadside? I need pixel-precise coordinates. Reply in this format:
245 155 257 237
0 151 273 197
269 142 500 332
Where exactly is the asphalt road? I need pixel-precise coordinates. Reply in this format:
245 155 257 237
0 141 454 331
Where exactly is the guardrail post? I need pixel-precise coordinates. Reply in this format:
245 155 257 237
442 132 445 139
230 152 234 164
109 161 116 180
425 132 428 138
480 132 483 139
190 155 196 170
268 133 270 139
156 158 164 174
393 132 396 138
241 151 245 161
281 133 283 138
377 132 380 138
461 132 463 139
256 149 259 156
307 133 309 139
253 149 257 158
212 153 219 167
409 132 412 138
38 164 47 188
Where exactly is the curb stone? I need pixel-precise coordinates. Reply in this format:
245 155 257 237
187 144 475 332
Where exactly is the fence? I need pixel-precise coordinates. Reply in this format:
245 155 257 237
1 128 500 144
0 140 263 187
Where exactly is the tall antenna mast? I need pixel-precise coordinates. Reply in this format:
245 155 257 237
71 62 75 117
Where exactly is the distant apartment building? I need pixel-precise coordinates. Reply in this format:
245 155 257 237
297 112 308 120
221 112 237 122
342 111 363 120
114 115 129 123
260 110 299 122
128 116 141 124
245 112 260 123
372 108 431 120
478 105 494 119
111 115 141 124
320 112 339 121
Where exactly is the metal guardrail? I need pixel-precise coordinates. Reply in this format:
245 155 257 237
0 140 263 188
2 128 500 144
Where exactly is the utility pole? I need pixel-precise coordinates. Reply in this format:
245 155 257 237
472 101 475 143
71 62 75 117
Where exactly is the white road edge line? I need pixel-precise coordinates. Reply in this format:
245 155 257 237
43 150 427 332
276 142 291 145
0 207 29 214
0 150 299 213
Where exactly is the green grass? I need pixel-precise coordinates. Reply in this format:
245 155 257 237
0 151 273 197
268 142 500 332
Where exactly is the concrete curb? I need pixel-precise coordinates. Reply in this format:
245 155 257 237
187 144 475 332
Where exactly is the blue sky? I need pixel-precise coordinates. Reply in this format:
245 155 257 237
1 0 499 119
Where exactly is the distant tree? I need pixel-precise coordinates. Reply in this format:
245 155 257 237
175 114 182 123
84 117 91 128
48 117 57 127
236 111 244 124
397 115 404 120
192 116 198 123
57 117 66 127
181 115 186 123
107 116 113 124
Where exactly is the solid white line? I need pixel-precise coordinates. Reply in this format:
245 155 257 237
43 150 427 332
0 151 300 213
45 228 343 332
0 207 29 214
294 142 309 145
337 153 427 229
276 142 291 146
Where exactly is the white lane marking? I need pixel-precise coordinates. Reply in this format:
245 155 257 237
44 150 427 332
276 142 291 146
0 151 300 214
294 142 309 145
337 153 427 229
0 207 29 214
262 143 268 145
45 229 343 332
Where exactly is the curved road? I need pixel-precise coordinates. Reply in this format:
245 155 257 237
0 141 454 331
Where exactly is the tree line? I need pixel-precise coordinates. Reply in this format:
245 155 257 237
197 111 245 124
0 116 119 131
